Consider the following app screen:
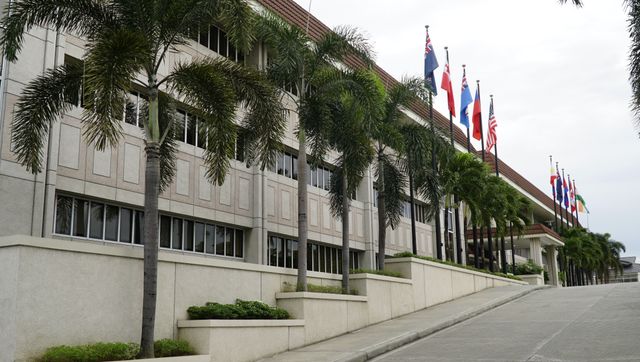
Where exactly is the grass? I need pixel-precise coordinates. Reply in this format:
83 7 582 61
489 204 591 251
392 252 523 281
187 299 289 320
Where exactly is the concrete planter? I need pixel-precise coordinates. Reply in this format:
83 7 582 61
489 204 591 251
349 273 414 323
177 319 304 362
385 257 527 310
275 292 367 345
519 273 545 286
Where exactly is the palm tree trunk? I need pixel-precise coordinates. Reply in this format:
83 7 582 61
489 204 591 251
376 152 386 270
297 130 308 291
140 81 161 358
342 171 350 293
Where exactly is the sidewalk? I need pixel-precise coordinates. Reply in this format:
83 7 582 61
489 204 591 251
259 285 544 362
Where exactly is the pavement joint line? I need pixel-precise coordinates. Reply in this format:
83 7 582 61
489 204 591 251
338 286 547 362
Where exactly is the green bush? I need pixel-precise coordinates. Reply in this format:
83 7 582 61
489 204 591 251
392 252 523 281
154 339 194 357
187 299 289 320
350 268 404 278
514 259 544 275
38 342 139 362
282 281 358 295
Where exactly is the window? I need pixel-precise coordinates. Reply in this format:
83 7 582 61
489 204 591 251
63 55 84 107
124 91 147 128
266 234 361 273
196 24 245 63
53 194 244 258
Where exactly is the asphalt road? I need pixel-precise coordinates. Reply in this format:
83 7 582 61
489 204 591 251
372 283 640 362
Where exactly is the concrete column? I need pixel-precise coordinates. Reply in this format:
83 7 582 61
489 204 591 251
545 246 561 287
529 238 543 267
361 166 376 269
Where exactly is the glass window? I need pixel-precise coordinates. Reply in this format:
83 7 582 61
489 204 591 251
205 224 215 254
337 249 343 274
184 220 194 251
235 133 245 162
160 215 171 248
72 199 89 237
283 153 291 178
225 227 234 257
209 26 219 52
307 243 312 271
55 195 72 235
171 218 182 250
104 205 119 241
277 153 285 175
292 155 298 180
235 229 243 258
277 237 285 267
124 98 137 126
307 166 312 186
285 239 293 268
311 167 318 187
199 29 209 47
194 222 205 253
119 208 133 243
312 244 319 272
323 169 331 191
186 115 196 146
319 245 326 272
197 119 207 149
89 202 104 239
331 248 337 274
134 211 144 244
291 239 298 269
216 225 225 255
219 31 228 57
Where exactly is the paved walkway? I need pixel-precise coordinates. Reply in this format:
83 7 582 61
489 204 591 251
259 285 542 362
374 282 640 361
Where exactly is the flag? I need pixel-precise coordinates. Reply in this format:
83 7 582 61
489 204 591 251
460 68 473 128
472 87 482 140
576 194 589 214
486 98 497 152
424 28 439 95
550 165 557 187
570 180 576 212
440 62 455 115
555 171 563 204
562 176 569 209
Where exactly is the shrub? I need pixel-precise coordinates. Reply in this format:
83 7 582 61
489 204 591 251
350 268 404 278
282 281 358 295
392 252 523 281
154 339 194 357
514 259 544 275
38 342 139 362
187 299 289 320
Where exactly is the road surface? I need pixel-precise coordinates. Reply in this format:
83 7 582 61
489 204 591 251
373 283 640 361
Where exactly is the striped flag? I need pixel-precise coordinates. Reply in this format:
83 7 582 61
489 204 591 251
424 28 439 95
486 97 497 152
569 178 576 212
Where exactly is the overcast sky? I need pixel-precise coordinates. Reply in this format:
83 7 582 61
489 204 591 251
293 0 640 257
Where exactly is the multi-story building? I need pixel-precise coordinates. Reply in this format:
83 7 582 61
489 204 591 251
0 0 569 280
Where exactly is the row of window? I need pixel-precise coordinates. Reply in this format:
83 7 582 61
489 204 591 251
267 235 360 273
54 195 244 258
372 188 428 224
195 25 245 63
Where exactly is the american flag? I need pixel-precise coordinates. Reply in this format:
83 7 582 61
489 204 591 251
486 98 497 152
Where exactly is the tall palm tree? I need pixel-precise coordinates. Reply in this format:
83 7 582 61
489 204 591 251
256 13 374 290
308 71 384 291
2 0 285 357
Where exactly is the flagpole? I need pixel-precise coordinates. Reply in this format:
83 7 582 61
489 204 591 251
556 162 564 232
443 47 463 264
562 168 569 228
478 83 493 271
463 65 478 267
490 95 507 274
568 174 576 227
550 156 558 232
425 24 443 260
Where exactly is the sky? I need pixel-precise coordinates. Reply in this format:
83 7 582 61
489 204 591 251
292 0 640 257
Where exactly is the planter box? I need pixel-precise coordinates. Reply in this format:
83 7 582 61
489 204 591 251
177 319 304 362
349 274 414 324
275 292 367 345
519 273 545 286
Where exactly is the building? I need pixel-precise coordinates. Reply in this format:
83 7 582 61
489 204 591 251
0 0 570 279
609 256 640 283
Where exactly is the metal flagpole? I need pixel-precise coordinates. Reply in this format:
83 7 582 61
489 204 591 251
556 162 563 231
477 81 493 271
550 156 559 232
463 65 478 267
562 168 569 229
490 95 508 274
568 174 576 227
573 179 580 225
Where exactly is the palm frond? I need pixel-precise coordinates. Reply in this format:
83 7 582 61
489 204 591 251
82 28 149 150
215 0 255 53
1 0 117 61
11 62 83 173
375 154 407 229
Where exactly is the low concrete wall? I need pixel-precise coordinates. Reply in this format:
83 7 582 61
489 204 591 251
275 292 367 345
349 274 414 324
385 257 527 309
116 356 211 362
0 236 340 361
520 273 545 286
177 320 304 362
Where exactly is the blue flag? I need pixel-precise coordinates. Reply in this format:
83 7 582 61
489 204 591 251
424 29 439 95
460 69 473 128
555 172 563 204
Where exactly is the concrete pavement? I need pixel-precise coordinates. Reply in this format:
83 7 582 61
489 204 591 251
259 285 544 362
374 282 640 361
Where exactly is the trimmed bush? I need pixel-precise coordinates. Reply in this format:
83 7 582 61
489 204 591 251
154 339 194 357
392 252 523 281
187 299 289 320
38 342 139 362
350 268 404 278
514 259 544 275
282 281 358 295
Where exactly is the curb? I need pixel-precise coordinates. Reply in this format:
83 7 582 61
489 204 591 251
337 286 547 362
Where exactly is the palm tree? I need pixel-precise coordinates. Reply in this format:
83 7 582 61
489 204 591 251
256 13 374 290
2 0 286 357
307 71 384 291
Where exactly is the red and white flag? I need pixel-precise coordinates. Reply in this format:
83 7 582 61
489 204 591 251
486 97 497 152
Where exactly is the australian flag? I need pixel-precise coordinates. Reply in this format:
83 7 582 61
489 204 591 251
424 28 439 95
